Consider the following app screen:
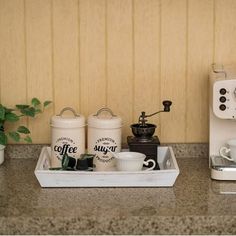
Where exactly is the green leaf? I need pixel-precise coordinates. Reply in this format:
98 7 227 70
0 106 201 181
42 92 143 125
0 124 4 131
8 131 20 142
4 107 14 113
24 135 32 143
31 98 41 107
16 104 30 110
0 131 7 146
17 126 30 134
20 107 36 117
43 101 52 107
5 112 19 122
35 109 42 113
0 105 5 120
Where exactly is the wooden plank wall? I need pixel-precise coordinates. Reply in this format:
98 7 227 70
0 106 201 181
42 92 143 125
0 0 235 144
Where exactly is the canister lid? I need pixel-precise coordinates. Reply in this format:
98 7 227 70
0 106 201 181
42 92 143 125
51 107 85 128
88 108 122 129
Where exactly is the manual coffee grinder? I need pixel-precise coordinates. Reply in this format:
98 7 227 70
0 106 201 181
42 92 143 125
127 100 172 170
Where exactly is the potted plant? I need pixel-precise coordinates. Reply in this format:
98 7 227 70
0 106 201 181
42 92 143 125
0 98 52 165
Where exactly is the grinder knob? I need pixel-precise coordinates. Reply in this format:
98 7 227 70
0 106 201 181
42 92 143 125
163 100 172 112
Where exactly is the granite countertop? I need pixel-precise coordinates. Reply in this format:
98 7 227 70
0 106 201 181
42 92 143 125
0 144 236 235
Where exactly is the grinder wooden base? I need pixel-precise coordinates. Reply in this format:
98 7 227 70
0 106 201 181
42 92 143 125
127 136 160 170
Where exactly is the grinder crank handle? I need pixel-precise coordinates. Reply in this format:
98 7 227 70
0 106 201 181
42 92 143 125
138 100 172 124
144 100 172 117
163 100 172 112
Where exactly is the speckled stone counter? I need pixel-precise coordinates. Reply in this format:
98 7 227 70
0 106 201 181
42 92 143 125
0 144 236 235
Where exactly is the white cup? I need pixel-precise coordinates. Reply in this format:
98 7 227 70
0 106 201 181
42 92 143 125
115 152 156 171
219 139 236 162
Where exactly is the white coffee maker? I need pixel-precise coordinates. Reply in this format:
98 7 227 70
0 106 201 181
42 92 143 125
209 64 236 180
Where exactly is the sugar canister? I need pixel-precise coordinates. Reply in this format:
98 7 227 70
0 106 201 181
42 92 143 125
50 107 85 168
88 108 122 171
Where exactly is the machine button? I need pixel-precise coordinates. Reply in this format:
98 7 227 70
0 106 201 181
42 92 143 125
219 96 226 103
219 88 227 95
219 104 226 111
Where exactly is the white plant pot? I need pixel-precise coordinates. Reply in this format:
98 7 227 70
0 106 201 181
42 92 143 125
0 145 5 165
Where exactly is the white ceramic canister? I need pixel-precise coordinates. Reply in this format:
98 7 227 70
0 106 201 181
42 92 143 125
88 108 122 171
50 107 85 168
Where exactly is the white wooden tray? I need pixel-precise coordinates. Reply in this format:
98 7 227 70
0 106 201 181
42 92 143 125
34 146 179 187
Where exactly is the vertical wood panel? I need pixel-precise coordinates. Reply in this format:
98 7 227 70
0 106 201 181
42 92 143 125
186 0 214 142
133 0 161 136
0 0 26 105
160 0 187 143
0 0 27 143
1 0 236 144
53 0 80 113
25 0 53 143
215 0 236 64
107 0 133 141
80 0 106 117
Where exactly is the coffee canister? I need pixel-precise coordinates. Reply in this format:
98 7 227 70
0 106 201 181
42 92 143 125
50 107 85 168
88 108 122 171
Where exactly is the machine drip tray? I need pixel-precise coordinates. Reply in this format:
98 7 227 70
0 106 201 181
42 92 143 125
210 156 236 180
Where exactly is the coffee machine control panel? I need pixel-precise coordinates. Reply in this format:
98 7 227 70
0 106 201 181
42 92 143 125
213 79 236 119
